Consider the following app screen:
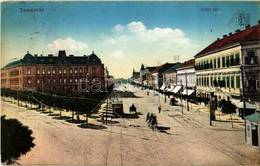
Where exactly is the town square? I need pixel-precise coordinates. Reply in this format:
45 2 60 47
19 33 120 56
1 1 260 165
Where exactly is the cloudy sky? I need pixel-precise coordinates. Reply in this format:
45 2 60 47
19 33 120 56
2 1 259 78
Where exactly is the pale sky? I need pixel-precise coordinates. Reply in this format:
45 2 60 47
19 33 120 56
1 1 259 78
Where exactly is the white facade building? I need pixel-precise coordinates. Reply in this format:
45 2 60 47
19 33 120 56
175 59 196 96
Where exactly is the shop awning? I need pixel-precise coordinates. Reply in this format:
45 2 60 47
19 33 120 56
237 102 256 109
167 86 174 92
182 89 194 96
171 85 182 93
160 84 166 90
231 98 241 106
245 112 260 123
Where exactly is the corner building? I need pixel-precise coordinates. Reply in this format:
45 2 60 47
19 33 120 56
1 50 105 92
195 22 260 109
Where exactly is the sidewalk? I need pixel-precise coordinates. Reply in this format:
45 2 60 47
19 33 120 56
134 86 245 129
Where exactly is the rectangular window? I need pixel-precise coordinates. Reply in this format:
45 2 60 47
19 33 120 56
231 76 234 88
214 58 216 68
236 76 240 88
222 57 225 67
27 68 31 74
217 57 221 68
230 54 234 66
226 76 230 88
210 77 213 86
79 68 83 74
92 67 96 74
226 56 230 67
235 53 240 65
256 80 260 89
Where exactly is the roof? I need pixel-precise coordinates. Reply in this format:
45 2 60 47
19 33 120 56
2 50 103 69
245 111 260 123
151 63 177 74
195 23 260 58
146 66 157 72
163 63 182 74
177 59 195 70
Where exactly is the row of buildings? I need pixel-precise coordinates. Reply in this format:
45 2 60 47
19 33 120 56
131 21 260 110
1 50 114 92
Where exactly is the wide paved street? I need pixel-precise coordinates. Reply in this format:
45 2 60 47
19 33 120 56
1 84 260 165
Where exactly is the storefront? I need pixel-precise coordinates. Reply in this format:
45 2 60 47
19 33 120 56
245 111 260 149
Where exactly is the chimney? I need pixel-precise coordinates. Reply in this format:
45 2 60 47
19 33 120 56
48 54 53 57
229 32 233 36
41 54 43 57
245 25 250 29
223 34 227 38
34 54 38 57
258 20 260 24
217 38 220 40
235 29 241 33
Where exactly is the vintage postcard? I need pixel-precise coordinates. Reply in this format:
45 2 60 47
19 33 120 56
1 1 260 165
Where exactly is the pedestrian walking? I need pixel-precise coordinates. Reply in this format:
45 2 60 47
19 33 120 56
158 105 161 113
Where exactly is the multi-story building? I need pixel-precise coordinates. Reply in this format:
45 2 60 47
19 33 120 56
161 63 181 92
175 59 196 96
150 63 177 90
138 64 156 88
195 21 260 109
1 50 106 92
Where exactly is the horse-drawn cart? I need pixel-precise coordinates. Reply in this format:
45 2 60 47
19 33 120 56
146 113 157 130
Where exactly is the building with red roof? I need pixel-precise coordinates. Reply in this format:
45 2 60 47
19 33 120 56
195 21 260 111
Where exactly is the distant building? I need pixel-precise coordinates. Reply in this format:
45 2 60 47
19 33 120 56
175 59 196 96
195 21 260 110
1 50 106 92
162 63 181 92
131 69 140 85
150 63 177 90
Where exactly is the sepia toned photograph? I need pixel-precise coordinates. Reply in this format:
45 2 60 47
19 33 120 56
1 1 260 165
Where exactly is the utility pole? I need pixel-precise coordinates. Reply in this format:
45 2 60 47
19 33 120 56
209 94 213 126
241 65 247 141
185 71 189 111
181 79 183 114
106 80 108 125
